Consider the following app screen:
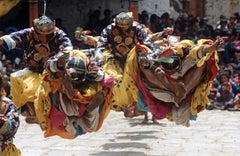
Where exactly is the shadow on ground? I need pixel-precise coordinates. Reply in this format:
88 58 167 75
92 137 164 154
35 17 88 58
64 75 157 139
124 117 168 127
90 151 160 156
115 130 159 140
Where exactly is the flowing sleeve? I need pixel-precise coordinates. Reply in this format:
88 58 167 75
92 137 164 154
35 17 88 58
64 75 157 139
97 25 111 48
1 28 32 50
136 24 153 49
56 29 73 52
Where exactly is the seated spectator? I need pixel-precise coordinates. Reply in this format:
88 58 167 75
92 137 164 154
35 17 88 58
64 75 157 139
139 10 149 27
85 9 102 36
207 70 240 110
161 12 173 28
228 93 240 111
217 71 240 95
100 9 112 30
148 14 163 33
215 82 235 110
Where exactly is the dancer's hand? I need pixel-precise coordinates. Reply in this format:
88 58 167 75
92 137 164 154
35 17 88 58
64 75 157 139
206 36 228 53
163 27 174 36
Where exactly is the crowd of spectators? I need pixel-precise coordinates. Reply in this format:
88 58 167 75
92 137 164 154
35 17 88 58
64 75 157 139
1 10 240 111
0 26 26 99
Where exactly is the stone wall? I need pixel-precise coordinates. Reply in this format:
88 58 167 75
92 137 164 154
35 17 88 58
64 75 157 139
205 0 240 27
40 0 169 40
0 0 169 40
138 0 170 17
40 0 130 40
1 0 240 40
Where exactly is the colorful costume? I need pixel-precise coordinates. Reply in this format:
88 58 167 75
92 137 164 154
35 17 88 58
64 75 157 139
0 95 21 156
0 16 73 117
97 12 152 112
137 39 219 126
34 50 112 139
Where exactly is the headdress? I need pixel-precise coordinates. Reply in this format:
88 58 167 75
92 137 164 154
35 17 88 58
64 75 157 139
115 12 133 27
66 57 86 81
32 0 55 35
